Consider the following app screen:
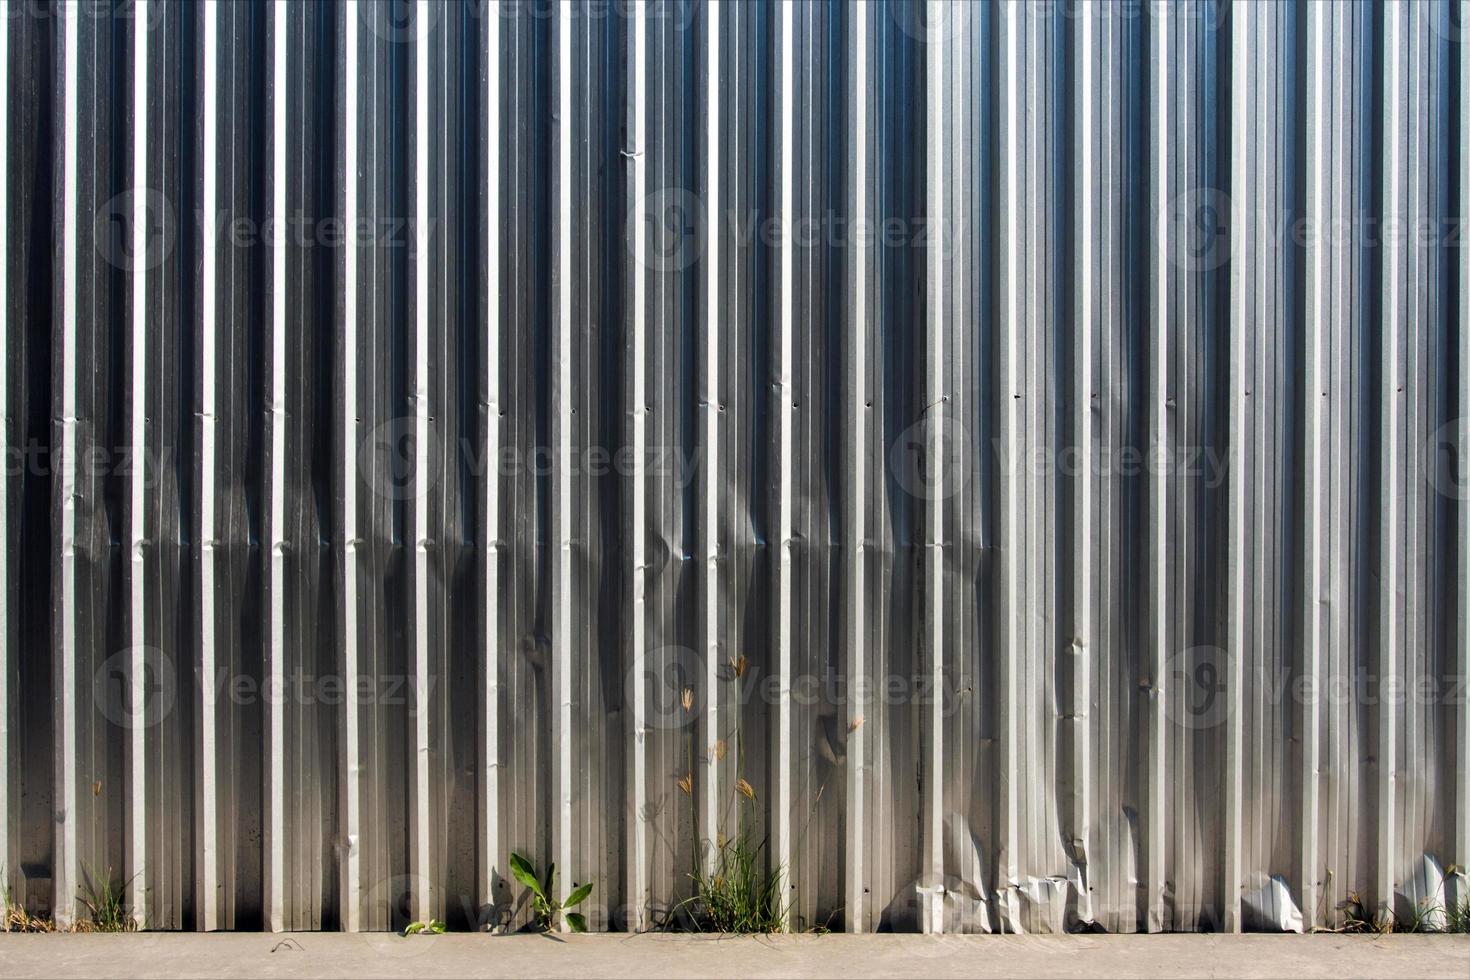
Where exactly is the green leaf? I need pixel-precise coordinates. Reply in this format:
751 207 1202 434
566 912 588 933
509 852 546 900
404 921 426 935
564 882 594 909
428 920 447 934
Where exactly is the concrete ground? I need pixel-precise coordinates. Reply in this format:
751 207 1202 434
1 933 1467 979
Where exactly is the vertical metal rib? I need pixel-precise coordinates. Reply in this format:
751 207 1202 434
1379 0 1404 925
264 0 288 934
196 0 220 933
1222 0 1249 936
125 0 149 931
410 0 433 926
1409 0 1440 925
626 0 648 933
481 0 503 928
1302 0 1330 933
701 0 722 855
1145 0 1169 934
339 0 361 934
1085 3 1132 932
356 1 395 929
773 0 795 917
0 0 8 906
921 0 947 936
1460 0 1470 894
54 0 79 932
998 0 1023 934
1074 0 1096 926
843 0 869 934
552 0 574 915
1323 0 1363 926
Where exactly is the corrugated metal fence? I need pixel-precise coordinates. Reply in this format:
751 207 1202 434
0 0 1466 935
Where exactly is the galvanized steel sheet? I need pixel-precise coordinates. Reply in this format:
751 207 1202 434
0 0 1467 935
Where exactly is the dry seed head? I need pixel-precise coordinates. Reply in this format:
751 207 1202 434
735 777 756 801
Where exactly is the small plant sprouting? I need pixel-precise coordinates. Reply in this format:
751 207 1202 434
1335 881 1468 935
682 817 787 934
667 655 790 934
403 919 447 935
1446 896 1470 934
1443 865 1470 934
78 865 139 933
508 851 593 933
0 864 139 933
2 871 53 933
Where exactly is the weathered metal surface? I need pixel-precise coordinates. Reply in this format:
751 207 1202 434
0 0 1466 935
